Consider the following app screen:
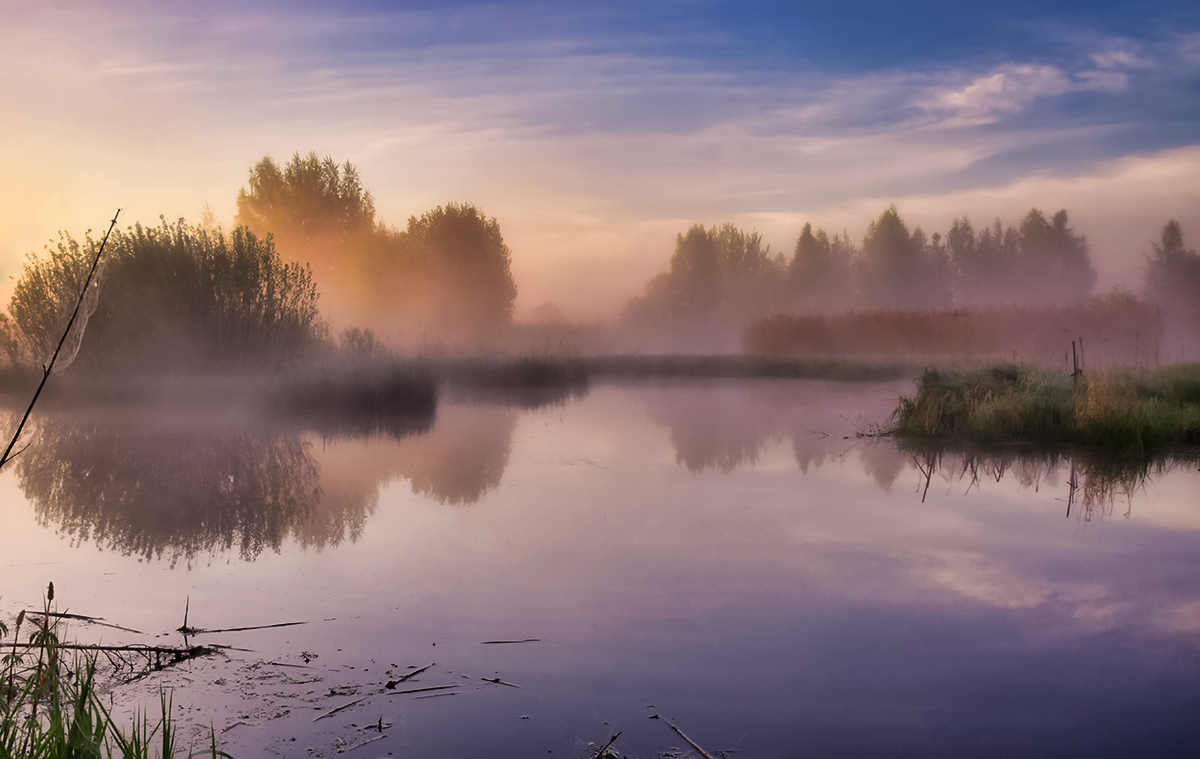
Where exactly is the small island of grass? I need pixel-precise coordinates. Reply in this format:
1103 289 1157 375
892 363 1200 457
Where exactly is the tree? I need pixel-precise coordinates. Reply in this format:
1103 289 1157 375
622 223 786 330
235 152 375 252
402 203 518 334
1145 219 1200 340
859 205 952 309
6 220 324 373
788 223 856 311
1014 208 1094 303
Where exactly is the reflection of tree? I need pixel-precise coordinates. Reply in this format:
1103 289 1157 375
646 389 778 473
17 414 322 565
643 384 901 478
392 404 517 505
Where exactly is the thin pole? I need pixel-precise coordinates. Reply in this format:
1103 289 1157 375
0 209 120 470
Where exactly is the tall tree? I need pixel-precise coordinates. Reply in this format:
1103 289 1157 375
402 203 518 334
788 223 856 311
859 205 952 309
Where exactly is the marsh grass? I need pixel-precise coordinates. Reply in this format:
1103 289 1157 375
893 363 1200 456
2 585 231 759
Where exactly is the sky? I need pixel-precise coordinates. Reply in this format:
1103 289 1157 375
2 0 1199 320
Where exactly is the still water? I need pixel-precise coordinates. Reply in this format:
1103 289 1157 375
2 378 1199 758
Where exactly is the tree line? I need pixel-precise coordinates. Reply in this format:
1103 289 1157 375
623 205 1100 331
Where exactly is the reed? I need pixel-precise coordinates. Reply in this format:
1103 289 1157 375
1 584 231 759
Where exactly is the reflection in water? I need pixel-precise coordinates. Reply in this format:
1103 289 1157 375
906 444 1200 518
18 414 321 565
392 403 517 505
643 382 1198 509
642 382 907 481
12 399 521 563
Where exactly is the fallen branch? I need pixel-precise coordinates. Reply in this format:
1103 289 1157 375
480 638 540 644
666 721 717 759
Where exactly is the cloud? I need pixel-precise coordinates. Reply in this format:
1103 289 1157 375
924 63 1128 127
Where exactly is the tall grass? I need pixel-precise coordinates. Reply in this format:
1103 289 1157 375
892 363 1200 456
1 585 231 759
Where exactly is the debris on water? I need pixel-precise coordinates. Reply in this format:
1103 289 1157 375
385 663 433 688
313 696 369 722
481 676 521 687
480 638 541 644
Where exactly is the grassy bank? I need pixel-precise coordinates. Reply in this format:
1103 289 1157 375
892 363 1200 456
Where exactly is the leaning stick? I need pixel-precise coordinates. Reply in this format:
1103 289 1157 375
666 721 717 759
0 209 121 470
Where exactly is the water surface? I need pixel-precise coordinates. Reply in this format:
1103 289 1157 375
2 379 1198 757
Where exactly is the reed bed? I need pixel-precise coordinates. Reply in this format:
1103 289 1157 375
891 363 1200 456
744 294 1162 366
1 585 230 759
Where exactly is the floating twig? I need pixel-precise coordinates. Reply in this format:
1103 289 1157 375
385 663 433 688
481 677 521 688
480 638 540 644
312 696 368 722
666 721 717 759
393 684 460 695
338 733 385 753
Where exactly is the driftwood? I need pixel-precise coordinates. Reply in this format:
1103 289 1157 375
480 638 540 644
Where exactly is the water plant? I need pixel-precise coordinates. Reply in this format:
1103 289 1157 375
1 584 231 759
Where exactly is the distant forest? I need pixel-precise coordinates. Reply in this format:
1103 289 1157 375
623 205 1097 326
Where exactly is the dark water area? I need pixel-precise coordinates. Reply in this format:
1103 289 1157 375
1 379 1199 757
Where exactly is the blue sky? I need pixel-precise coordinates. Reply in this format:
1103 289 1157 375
1 0 1198 318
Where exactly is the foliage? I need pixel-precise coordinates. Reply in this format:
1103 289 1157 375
235 153 518 341
788 223 856 310
1144 219 1200 331
6 220 324 373
235 152 375 253
948 209 1094 306
401 203 518 333
858 205 953 309
622 223 786 327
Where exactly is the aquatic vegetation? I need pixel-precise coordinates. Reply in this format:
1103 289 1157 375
1 585 231 759
892 363 1200 456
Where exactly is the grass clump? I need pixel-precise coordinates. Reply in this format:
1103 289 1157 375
893 363 1200 456
2 584 230 759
